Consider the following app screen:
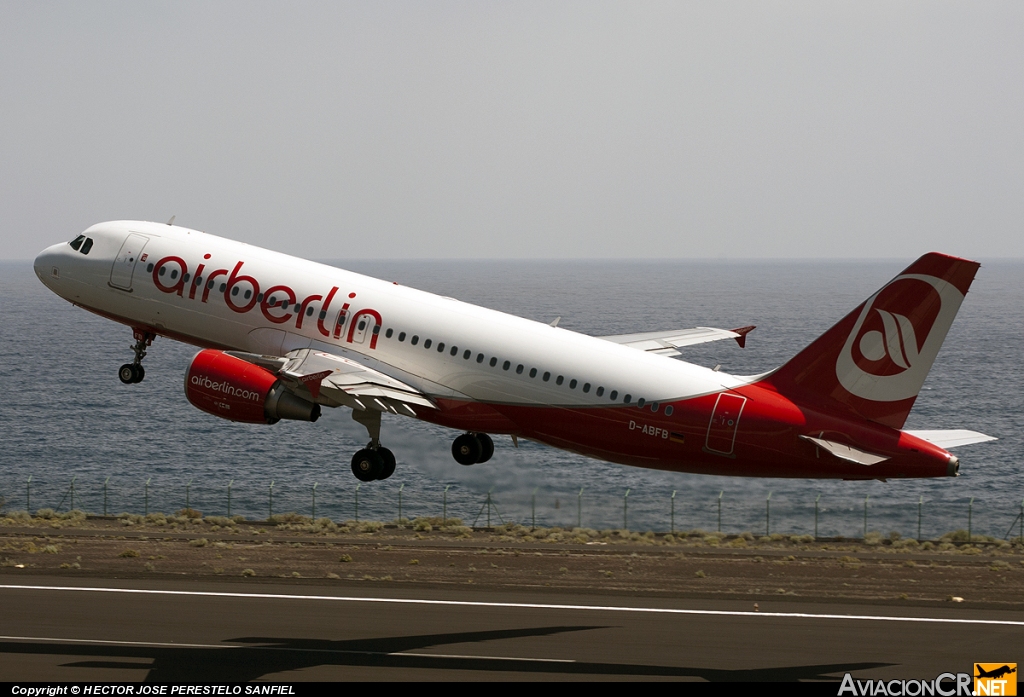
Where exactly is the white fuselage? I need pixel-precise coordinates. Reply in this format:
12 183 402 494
35 221 739 412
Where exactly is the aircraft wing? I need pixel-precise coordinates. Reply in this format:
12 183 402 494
225 349 436 416
599 325 755 356
903 430 997 449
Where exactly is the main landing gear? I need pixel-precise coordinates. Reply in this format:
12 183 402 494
452 432 494 466
349 409 397 482
119 329 155 384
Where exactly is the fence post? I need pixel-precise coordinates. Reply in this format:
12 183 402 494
531 488 537 530
312 482 318 520
766 492 771 536
623 489 630 531
863 495 869 538
398 483 405 524
577 487 583 529
917 496 923 542
104 476 110 516
671 490 676 534
968 497 974 543
354 483 360 523
70 477 75 511
145 477 151 516
268 481 274 519
26 476 31 513
815 494 821 540
443 485 451 524
227 480 233 517
186 478 193 513
718 491 724 533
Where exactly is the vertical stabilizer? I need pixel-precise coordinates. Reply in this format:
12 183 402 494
763 253 979 429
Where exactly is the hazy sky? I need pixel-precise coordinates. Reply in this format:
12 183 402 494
2 2 1022 260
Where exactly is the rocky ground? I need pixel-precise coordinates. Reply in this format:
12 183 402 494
1 510 1023 609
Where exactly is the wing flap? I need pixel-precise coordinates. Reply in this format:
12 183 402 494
904 430 997 449
225 349 436 413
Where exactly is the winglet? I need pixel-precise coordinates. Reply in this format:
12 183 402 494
730 325 756 349
298 370 333 400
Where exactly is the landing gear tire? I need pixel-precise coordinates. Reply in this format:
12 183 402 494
452 433 483 466
133 365 145 383
476 433 494 463
351 449 383 482
119 364 137 384
378 447 397 480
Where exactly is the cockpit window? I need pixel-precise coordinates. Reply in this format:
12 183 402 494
80 238 94 255
69 235 85 251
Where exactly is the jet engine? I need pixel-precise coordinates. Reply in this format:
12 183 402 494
184 349 320 424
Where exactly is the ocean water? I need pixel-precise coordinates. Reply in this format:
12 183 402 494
1 258 1021 539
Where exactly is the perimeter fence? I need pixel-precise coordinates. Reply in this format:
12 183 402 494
1 475 1022 542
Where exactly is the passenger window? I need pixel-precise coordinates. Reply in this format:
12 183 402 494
231 287 239 296
665 405 674 416
220 283 227 292
516 364 524 374
372 325 380 334
208 280 216 289
159 267 166 276
529 368 537 378
489 357 497 367
358 321 366 331
463 350 471 359
437 342 445 352
170 270 178 279
319 310 326 319
569 379 577 389
195 276 202 285
610 390 618 400
424 339 431 349
306 306 315 317
386 328 394 338
69 235 85 251
183 273 190 283
244 290 251 299
476 353 483 363
623 394 632 404
556 376 564 385
502 361 510 371
451 346 458 356
596 386 604 396
651 403 659 412
147 263 154 273
399 332 406 342
543 372 550 382
411 335 419 345
637 398 646 408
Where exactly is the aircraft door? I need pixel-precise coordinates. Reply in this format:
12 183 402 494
705 392 746 456
348 310 378 345
109 233 150 290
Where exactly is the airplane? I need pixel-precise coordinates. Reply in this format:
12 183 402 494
34 220 995 482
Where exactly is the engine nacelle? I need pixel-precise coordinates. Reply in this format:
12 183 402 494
185 349 321 424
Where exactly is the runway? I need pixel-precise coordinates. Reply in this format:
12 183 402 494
0 578 1019 681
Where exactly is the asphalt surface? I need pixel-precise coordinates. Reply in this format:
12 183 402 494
0 576 1020 681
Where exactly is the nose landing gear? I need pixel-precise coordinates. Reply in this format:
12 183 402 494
452 432 494 465
119 329 155 384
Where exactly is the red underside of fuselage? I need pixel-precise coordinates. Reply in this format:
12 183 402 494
419 383 954 480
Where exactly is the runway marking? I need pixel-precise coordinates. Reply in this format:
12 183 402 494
1 584 1022 627
0 634 574 663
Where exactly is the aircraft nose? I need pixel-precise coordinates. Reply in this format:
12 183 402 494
34 243 65 284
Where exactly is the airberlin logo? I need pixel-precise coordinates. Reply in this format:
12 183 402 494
835 274 964 403
190 374 262 401
151 255 383 349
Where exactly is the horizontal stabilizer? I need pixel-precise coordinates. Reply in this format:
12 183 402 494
904 430 997 449
799 435 890 466
601 325 755 356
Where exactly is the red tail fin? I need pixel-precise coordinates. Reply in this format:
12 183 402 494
762 253 979 429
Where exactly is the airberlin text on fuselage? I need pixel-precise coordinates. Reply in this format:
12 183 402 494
151 255 382 349
190 374 262 401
